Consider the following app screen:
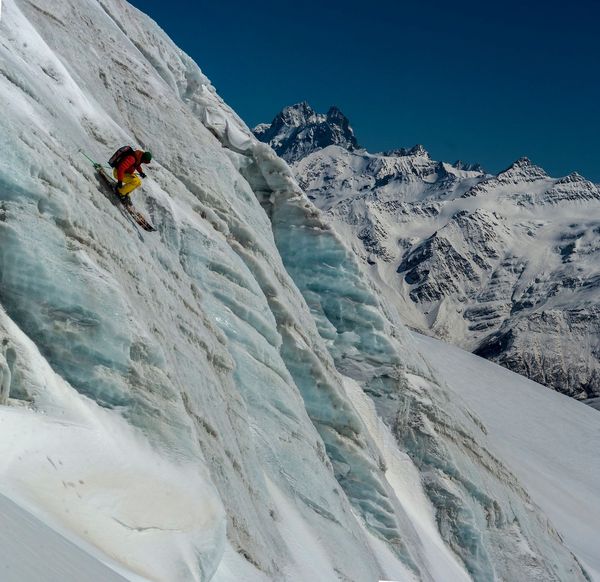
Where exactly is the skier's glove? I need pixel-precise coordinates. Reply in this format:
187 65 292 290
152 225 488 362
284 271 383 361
139 172 147 179
117 181 123 189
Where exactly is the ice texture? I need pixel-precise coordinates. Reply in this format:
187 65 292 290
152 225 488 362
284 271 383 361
0 1 597 581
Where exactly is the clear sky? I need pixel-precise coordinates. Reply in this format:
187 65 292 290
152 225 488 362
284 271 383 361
128 0 600 180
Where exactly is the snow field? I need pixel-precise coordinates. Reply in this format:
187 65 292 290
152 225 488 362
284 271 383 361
413 332 600 580
0 492 132 582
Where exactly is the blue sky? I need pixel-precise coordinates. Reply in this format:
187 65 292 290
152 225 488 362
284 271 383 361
128 0 600 180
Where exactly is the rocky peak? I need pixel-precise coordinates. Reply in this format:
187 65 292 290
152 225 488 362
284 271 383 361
497 156 548 183
453 160 485 173
254 102 318 140
382 144 431 158
556 172 586 185
408 144 429 157
254 102 359 163
278 101 318 127
461 156 548 197
326 105 346 122
541 172 600 205
512 156 533 167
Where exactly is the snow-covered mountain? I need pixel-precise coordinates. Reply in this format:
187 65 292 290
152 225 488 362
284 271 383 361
256 104 600 402
1 2 599 581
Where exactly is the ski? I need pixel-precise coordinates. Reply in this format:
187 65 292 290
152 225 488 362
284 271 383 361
125 205 156 232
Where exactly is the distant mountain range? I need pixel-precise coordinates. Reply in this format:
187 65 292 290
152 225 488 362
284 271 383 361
255 103 600 403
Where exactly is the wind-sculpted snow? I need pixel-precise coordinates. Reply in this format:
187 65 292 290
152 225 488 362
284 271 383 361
0 1 595 581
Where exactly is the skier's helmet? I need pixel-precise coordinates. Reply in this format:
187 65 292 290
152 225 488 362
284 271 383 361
141 151 153 163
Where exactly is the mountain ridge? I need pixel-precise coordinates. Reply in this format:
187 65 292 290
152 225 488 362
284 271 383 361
255 103 600 402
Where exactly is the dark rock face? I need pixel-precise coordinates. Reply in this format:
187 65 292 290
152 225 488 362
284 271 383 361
453 160 485 173
358 220 395 262
257 104 600 401
398 234 478 302
476 308 600 399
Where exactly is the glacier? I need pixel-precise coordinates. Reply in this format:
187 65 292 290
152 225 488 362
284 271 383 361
0 1 598 581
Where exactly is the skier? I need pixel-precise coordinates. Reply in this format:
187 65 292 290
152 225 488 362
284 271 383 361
111 147 152 205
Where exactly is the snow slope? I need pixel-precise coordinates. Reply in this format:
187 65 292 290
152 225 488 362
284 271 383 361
0 1 597 581
413 332 600 579
0 493 130 582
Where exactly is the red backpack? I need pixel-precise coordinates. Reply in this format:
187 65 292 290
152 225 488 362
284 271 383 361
108 145 134 168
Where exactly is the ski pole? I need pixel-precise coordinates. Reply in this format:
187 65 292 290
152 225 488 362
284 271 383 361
80 150 98 165
80 150 108 168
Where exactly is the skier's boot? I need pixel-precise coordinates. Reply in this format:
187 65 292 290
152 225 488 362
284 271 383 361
114 182 132 206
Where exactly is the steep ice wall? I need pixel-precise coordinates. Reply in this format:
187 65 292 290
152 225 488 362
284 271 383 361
0 1 399 580
0 1 424 579
0 1 592 581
